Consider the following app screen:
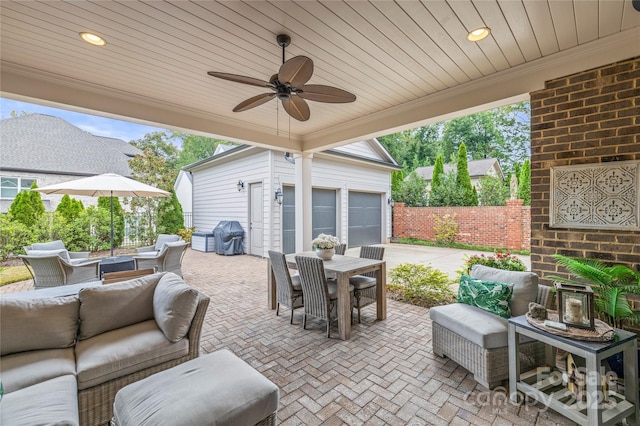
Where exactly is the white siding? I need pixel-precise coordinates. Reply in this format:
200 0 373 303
191 151 270 254
174 170 192 214
332 141 380 161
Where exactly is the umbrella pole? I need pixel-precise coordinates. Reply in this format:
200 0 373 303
110 191 114 257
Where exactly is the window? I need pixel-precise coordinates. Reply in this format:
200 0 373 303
1 176 36 199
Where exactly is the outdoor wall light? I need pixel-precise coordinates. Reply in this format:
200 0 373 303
387 197 395 207
236 180 245 192
274 187 284 205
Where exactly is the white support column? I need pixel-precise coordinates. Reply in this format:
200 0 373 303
295 152 313 252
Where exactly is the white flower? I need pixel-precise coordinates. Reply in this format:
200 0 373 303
312 233 340 250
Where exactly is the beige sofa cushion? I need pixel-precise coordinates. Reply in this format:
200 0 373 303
0 375 79 426
0 295 79 356
75 319 189 390
429 303 509 349
78 273 161 340
470 264 538 317
153 273 199 342
0 348 76 393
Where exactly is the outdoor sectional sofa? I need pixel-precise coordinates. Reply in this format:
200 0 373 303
429 264 554 389
0 272 210 426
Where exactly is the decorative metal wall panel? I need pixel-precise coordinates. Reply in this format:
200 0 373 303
550 161 640 231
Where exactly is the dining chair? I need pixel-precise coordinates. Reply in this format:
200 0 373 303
268 251 304 324
350 245 385 323
334 243 347 255
295 255 354 338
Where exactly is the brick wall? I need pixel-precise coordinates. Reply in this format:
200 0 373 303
530 57 640 288
393 200 530 250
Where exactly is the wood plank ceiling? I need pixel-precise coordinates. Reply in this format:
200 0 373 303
1 1 638 152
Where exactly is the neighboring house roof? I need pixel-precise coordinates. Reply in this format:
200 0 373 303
184 138 400 171
0 113 141 177
213 143 236 155
414 158 503 181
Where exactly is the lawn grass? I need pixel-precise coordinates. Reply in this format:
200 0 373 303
0 266 32 286
395 237 531 256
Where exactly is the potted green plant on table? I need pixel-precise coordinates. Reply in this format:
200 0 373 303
549 254 640 379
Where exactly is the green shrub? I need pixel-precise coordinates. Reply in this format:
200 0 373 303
388 262 455 308
433 214 458 244
463 251 527 274
56 195 84 221
157 191 184 234
0 214 34 260
8 182 45 227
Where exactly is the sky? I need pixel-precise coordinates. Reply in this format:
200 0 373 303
1 98 168 143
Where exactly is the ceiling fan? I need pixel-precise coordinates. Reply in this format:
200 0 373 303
207 34 356 122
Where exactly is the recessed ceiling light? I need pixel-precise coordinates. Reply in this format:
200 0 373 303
80 32 106 46
467 27 491 42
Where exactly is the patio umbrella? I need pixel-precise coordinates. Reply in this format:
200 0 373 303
35 173 170 256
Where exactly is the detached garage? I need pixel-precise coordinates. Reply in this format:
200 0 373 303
183 139 399 257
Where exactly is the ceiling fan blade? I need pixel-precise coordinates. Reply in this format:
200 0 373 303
298 84 356 103
282 95 310 121
233 93 276 112
278 56 314 87
207 71 271 88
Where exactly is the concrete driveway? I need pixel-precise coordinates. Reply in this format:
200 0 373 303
345 243 531 280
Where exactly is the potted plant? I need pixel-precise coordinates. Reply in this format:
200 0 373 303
311 234 340 260
549 254 640 378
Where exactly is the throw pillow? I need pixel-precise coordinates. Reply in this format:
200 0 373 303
153 273 199 342
457 274 513 319
78 273 161 340
470 265 538 317
0 296 79 356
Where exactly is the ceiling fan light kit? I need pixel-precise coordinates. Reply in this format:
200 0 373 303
207 34 356 122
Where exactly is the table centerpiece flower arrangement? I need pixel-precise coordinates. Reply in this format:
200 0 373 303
312 234 340 260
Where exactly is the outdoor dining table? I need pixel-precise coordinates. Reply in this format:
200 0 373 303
268 252 387 340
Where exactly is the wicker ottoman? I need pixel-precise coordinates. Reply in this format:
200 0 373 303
111 350 279 426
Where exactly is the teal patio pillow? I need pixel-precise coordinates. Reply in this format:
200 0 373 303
457 274 513 318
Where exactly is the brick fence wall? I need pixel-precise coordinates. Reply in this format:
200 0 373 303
529 57 640 290
393 199 531 250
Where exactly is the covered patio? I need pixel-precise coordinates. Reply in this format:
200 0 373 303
0 249 575 425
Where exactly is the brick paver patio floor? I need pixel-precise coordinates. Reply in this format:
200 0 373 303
3 249 576 425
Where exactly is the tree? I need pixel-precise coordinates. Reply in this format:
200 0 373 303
174 132 232 169
431 155 445 188
455 143 478 206
157 191 184 234
130 131 179 171
394 172 428 207
518 159 531 206
378 124 441 172
98 196 125 246
55 194 84 221
428 172 466 206
478 176 510 206
8 182 45 227
128 133 180 244
390 169 405 202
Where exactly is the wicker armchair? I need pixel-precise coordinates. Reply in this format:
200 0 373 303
268 250 304 324
19 254 100 289
134 242 188 277
349 245 385 323
24 240 90 265
295 256 354 338
136 234 182 255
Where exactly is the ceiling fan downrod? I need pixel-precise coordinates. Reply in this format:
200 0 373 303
276 34 291 65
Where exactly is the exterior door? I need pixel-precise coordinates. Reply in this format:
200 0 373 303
348 192 382 247
249 183 263 256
